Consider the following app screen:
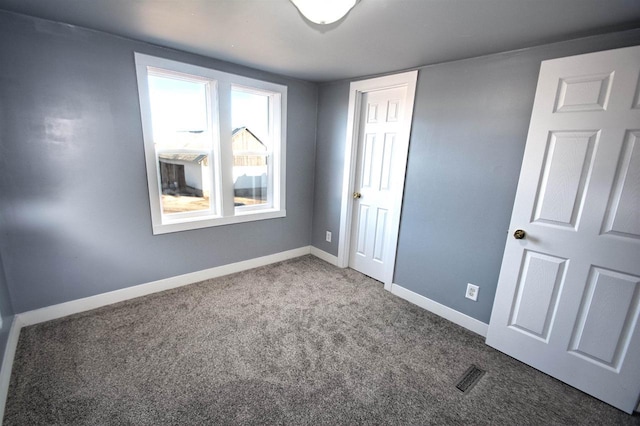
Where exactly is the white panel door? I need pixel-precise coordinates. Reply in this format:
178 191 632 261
487 45 640 414
349 87 407 282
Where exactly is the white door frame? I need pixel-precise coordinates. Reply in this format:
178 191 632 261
337 71 418 291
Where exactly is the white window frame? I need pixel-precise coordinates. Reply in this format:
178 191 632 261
134 53 287 235
231 84 279 215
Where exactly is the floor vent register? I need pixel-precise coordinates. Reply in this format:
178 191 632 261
456 365 486 393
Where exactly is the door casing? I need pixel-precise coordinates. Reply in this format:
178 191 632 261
337 71 418 290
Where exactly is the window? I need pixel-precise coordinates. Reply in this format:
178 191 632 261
135 54 286 234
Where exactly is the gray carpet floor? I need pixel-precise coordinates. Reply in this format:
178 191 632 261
4 255 639 425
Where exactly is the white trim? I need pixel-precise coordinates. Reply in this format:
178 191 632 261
0 250 490 417
337 71 418 291
310 247 339 266
0 316 23 421
19 246 310 327
390 283 489 337
134 52 287 235
0 246 336 416
1 249 487 418
152 210 287 235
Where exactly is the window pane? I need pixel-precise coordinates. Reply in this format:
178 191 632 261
232 88 270 207
159 154 211 214
233 155 268 206
231 89 269 141
148 74 210 149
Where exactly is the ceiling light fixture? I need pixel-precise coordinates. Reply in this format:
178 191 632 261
290 0 359 25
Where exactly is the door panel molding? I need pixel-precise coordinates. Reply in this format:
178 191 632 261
486 45 640 414
337 71 418 290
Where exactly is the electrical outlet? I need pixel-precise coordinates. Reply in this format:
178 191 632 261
325 231 332 242
466 283 479 301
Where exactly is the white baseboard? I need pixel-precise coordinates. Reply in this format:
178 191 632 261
0 316 23 421
2 245 329 417
310 246 339 266
19 246 312 327
5 249 494 419
390 283 489 337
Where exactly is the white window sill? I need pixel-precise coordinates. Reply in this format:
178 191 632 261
152 209 286 235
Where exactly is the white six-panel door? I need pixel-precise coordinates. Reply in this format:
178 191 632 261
349 87 408 282
486 45 640 413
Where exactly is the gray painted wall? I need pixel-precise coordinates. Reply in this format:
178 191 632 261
0 12 318 313
311 30 640 324
0 251 15 359
1 9 638 327
311 82 350 255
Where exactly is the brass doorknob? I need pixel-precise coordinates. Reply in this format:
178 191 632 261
353 192 362 199
513 229 526 240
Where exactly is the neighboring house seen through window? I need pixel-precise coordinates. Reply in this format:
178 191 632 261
135 53 287 234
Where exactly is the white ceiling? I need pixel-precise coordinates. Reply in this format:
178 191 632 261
1 0 639 82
